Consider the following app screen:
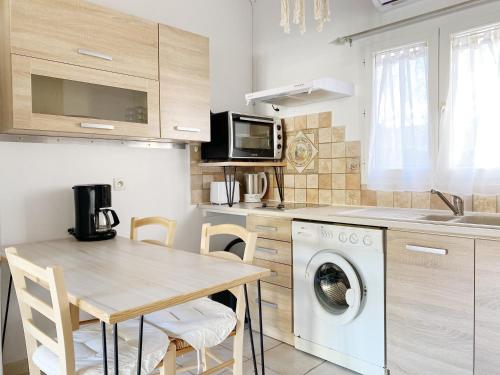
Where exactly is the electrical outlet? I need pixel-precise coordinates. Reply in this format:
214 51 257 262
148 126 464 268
113 178 126 191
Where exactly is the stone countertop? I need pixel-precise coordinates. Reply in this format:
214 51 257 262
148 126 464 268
199 203 500 239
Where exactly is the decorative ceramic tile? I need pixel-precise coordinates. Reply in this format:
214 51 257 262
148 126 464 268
319 143 332 159
284 117 295 132
319 189 332 205
307 189 319 204
318 128 332 143
332 190 346 205
307 174 319 189
295 175 307 188
318 159 332 174
202 174 214 189
377 191 394 207
294 116 307 130
284 175 295 188
332 158 347 173
361 189 377 206
394 192 412 208
346 190 361 206
332 174 346 190
345 174 361 190
307 113 319 129
412 192 431 209
319 112 332 128
191 175 203 189
319 174 332 190
295 189 307 203
345 141 361 158
286 131 318 174
191 190 203 204
473 195 497 213
332 142 346 158
332 127 345 143
285 188 295 202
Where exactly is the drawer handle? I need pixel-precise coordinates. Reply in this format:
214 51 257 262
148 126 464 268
269 271 278 277
256 247 278 255
255 225 278 233
78 48 113 61
175 126 201 133
256 299 278 309
406 245 448 256
81 123 115 130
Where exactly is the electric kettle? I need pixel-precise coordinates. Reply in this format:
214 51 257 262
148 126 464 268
244 172 268 203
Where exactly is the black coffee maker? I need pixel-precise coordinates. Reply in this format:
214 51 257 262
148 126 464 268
68 184 120 241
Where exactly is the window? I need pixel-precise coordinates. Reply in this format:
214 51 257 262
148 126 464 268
367 42 433 191
435 24 500 195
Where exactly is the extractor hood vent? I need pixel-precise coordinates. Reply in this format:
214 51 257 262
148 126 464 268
372 0 417 11
245 78 354 107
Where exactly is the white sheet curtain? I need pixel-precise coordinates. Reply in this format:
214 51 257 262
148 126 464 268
367 42 432 191
434 25 500 195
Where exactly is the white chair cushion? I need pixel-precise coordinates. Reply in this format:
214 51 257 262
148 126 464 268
32 320 169 375
145 297 237 350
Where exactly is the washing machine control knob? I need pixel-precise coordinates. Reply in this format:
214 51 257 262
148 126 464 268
339 232 348 243
349 234 359 244
363 235 373 246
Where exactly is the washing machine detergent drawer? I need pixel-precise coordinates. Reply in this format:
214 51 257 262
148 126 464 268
292 221 385 369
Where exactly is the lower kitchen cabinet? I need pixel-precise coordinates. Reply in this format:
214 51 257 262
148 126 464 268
475 239 500 374
386 230 474 375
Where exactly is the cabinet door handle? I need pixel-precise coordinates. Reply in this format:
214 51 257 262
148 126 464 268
255 299 278 309
175 126 201 133
81 123 115 130
256 247 278 255
406 244 448 256
269 271 278 277
255 225 278 233
78 48 113 61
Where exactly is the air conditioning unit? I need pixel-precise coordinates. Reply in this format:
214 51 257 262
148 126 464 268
372 0 418 11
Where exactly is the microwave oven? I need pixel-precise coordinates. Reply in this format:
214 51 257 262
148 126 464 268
201 111 283 160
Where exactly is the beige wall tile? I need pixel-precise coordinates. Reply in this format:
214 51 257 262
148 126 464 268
332 158 347 173
346 190 361 206
295 189 306 203
295 115 307 130
497 196 500 213
345 141 361 157
284 117 294 132
412 192 430 209
319 159 332 174
332 190 346 205
190 145 201 162
202 174 214 189
377 191 394 207
332 143 346 158
191 189 203 204
319 174 332 190
346 158 361 173
318 128 332 143
190 163 202 175
430 192 454 210
202 189 210 203
361 189 377 206
332 174 346 190
307 113 319 129
295 175 307 188
346 174 361 190
319 143 332 159
473 195 497 213
307 189 319 204
307 174 319 189
285 188 294 202
319 112 332 128
394 192 412 208
319 190 332 205
284 174 295 188
332 127 345 143
191 175 203 189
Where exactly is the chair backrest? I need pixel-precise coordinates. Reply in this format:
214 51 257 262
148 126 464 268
5 247 75 375
130 216 177 247
200 223 257 265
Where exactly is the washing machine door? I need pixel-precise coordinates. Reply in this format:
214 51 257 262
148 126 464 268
306 250 363 325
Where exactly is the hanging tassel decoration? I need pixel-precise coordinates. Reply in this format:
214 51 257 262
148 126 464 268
293 0 306 34
280 0 290 34
314 0 331 32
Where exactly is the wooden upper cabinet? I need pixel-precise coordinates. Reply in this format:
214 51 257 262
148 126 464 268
159 25 210 142
386 230 474 375
475 239 500 375
9 0 159 80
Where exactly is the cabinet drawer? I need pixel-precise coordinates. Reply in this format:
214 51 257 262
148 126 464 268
247 215 292 242
10 0 159 80
11 55 160 138
386 230 474 375
248 282 293 345
253 258 292 288
254 238 292 265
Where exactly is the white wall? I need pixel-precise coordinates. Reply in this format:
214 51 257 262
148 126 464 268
2 0 253 364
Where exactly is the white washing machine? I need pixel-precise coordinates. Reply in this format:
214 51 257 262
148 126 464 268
293 221 385 375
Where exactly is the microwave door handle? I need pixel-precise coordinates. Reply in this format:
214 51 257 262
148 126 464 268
238 116 275 124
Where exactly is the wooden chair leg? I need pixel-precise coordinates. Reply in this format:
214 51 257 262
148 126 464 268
160 342 177 375
201 347 208 371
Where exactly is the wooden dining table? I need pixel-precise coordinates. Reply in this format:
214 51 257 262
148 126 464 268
1 236 271 375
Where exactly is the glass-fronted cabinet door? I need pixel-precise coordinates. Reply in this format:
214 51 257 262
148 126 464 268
11 54 160 138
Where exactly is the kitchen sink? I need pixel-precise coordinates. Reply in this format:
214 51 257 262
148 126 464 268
455 216 500 226
418 214 458 222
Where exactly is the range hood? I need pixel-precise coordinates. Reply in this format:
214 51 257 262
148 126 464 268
245 78 354 107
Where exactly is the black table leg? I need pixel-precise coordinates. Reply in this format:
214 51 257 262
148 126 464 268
101 321 109 375
244 285 258 375
258 280 265 375
114 323 119 375
2 275 12 351
137 315 144 375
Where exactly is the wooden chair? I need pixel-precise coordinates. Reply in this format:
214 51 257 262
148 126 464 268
5 247 170 375
152 223 258 375
130 216 177 247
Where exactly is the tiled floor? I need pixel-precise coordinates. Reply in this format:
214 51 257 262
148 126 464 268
176 330 358 375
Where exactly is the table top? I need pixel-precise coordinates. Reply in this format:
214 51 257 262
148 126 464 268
3 236 270 324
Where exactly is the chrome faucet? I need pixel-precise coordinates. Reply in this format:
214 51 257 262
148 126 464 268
430 189 464 216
